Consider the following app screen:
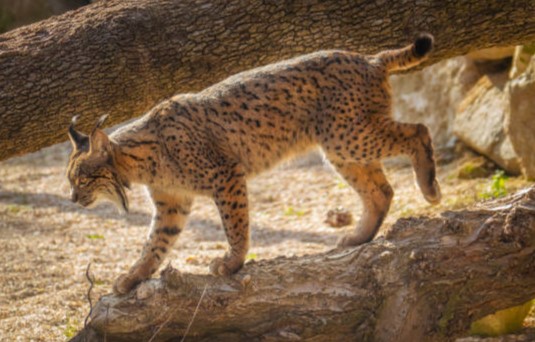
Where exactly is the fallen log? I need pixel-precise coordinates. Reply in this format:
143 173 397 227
1 0 535 160
71 187 535 341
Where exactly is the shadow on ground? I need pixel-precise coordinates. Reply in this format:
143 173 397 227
0 189 151 226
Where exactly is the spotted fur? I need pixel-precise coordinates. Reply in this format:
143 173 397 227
66 34 440 294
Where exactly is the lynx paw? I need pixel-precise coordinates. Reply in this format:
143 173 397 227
113 273 142 295
209 256 243 276
424 179 442 205
337 233 370 247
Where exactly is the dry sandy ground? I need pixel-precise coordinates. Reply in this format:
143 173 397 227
0 142 532 341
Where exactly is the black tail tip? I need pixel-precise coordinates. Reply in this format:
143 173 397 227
414 33 434 57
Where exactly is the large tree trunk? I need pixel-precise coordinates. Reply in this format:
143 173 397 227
71 187 535 342
1 0 535 160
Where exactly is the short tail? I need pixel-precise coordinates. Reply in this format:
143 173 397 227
376 33 434 72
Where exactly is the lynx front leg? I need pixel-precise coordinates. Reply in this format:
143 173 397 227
210 165 250 276
331 160 394 247
113 190 192 294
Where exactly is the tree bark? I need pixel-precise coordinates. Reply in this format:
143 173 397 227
70 187 535 342
1 0 535 160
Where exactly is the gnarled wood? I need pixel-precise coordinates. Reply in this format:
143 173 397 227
71 187 535 342
1 0 535 160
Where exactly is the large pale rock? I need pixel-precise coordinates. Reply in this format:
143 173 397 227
390 56 480 149
467 46 516 61
510 44 535 79
507 54 535 179
454 74 521 174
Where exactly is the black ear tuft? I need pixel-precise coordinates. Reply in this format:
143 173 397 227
414 33 434 57
68 115 89 151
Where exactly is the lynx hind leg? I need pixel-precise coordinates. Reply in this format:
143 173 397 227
395 122 441 205
415 124 441 204
365 118 441 205
210 165 250 276
330 160 394 247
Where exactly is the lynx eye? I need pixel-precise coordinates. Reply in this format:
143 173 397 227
78 177 91 186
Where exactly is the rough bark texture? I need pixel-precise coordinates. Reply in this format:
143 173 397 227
1 0 535 160
71 187 535 342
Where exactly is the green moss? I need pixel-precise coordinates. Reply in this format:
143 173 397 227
470 300 534 337
438 292 461 333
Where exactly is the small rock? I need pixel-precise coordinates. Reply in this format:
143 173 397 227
457 156 495 179
186 255 200 265
390 56 479 149
454 74 521 175
510 44 535 79
467 46 515 61
507 54 535 179
325 207 353 228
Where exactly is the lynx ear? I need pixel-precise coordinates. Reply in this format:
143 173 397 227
89 115 111 154
68 115 89 151
92 114 109 132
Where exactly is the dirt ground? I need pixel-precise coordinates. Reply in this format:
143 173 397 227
0 141 532 341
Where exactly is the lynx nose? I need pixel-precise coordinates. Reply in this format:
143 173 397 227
71 189 78 203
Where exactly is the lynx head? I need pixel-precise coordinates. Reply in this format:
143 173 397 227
66 115 129 213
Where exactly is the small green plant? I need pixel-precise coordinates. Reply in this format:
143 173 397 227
6 204 30 214
336 179 348 189
283 206 306 217
94 279 105 286
398 207 416 218
63 316 79 339
444 193 478 210
6 204 21 214
478 170 508 200
490 170 508 197
86 233 105 240
246 253 257 261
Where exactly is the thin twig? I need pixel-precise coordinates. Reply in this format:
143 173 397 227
104 303 109 342
180 283 208 342
147 283 208 342
146 307 177 342
83 262 94 329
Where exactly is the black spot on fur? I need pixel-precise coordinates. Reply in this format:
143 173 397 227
159 226 180 235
